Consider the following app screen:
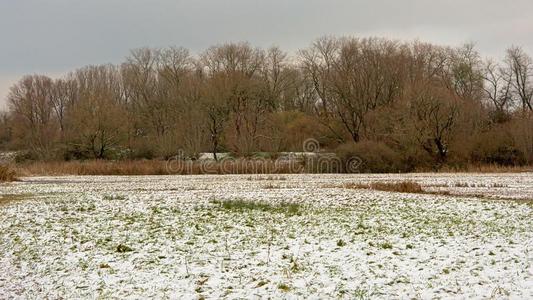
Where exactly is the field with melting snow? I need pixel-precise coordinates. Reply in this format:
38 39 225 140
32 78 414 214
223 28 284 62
1 173 532 299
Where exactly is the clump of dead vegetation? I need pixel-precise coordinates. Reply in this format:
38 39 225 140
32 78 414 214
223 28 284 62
262 184 279 189
454 182 508 188
337 180 470 198
0 165 18 182
371 181 424 193
339 180 456 196
0 194 31 206
343 181 424 194
247 175 288 181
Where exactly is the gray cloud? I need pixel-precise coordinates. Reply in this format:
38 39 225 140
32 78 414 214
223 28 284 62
2 0 533 108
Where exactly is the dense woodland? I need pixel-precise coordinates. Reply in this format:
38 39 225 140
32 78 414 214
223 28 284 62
1 37 532 172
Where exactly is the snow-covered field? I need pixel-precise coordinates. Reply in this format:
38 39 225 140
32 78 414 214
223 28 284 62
1 173 532 299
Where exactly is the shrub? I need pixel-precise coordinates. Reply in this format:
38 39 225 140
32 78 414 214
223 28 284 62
266 111 327 152
336 141 405 173
62 146 91 161
14 151 38 163
506 115 533 164
487 146 526 166
471 129 526 166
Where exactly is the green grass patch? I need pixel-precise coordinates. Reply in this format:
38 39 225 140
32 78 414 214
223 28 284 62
210 199 302 216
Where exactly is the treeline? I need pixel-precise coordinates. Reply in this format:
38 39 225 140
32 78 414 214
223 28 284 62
1 37 532 172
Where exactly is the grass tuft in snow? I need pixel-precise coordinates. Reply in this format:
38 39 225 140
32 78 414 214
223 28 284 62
210 198 302 216
103 194 127 201
116 244 134 253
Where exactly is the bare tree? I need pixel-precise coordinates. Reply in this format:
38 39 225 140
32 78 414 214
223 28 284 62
201 75 230 160
0 112 13 149
446 43 484 101
482 59 513 119
300 37 343 142
158 47 193 88
301 37 406 143
408 84 459 163
201 43 270 155
122 48 168 137
67 95 128 159
8 75 58 158
66 65 127 158
505 46 533 112
50 77 78 134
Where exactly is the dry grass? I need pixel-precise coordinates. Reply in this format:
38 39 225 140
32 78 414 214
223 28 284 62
262 184 279 189
369 181 424 193
454 182 509 188
341 182 370 190
342 180 459 197
343 181 424 194
13 159 533 177
247 175 288 181
0 194 31 206
14 160 303 176
16 160 170 176
436 164 533 173
0 165 18 182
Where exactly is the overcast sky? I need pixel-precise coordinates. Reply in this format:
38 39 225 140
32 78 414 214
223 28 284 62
1 0 533 109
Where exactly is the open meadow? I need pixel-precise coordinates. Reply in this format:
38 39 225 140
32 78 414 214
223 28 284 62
1 173 532 299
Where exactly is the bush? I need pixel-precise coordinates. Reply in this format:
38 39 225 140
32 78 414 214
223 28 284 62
14 151 38 163
336 141 406 173
507 115 533 164
62 146 91 161
471 129 526 166
486 146 526 166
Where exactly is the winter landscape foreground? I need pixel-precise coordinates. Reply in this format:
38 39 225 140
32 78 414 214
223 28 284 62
0 173 532 299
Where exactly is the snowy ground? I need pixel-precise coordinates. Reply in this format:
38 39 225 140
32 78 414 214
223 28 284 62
0 173 532 299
